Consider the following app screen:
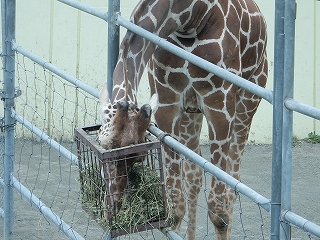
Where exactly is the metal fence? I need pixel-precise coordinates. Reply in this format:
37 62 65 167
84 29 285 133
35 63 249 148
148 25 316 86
1 0 320 239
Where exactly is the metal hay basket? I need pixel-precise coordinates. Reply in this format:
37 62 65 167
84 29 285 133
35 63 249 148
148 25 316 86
74 125 168 237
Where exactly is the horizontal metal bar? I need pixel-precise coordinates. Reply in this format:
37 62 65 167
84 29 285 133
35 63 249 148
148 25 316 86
161 228 184 240
285 98 320 120
116 15 273 104
11 176 84 240
282 210 320 238
11 108 78 166
57 0 108 21
148 124 271 212
12 42 100 99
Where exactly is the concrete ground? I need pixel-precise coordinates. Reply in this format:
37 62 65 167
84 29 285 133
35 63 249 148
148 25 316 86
1 139 320 239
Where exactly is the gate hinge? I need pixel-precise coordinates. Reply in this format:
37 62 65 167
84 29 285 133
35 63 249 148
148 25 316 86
0 88 22 100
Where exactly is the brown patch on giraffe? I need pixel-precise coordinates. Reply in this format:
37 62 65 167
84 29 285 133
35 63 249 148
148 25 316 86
168 72 189 92
150 3 170 24
186 173 193 181
192 81 214 95
211 76 225 89
203 90 228 110
213 182 226 195
170 162 181 176
157 85 179 104
179 11 190 25
160 18 178 37
139 16 156 33
227 4 241 31
233 163 240 173
150 63 166 83
194 178 201 186
188 42 222 78
222 35 240 67
185 1 208 33
190 163 197 171
153 44 186 68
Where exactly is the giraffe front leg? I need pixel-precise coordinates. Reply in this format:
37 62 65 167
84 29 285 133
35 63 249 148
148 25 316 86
152 103 187 235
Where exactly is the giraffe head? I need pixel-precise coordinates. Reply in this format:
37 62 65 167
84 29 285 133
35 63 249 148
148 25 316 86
97 85 152 217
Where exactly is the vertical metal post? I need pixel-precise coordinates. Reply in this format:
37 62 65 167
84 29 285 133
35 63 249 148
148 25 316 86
280 0 296 239
107 0 120 100
106 1 120 238
1 0 16 239
271 0 285 239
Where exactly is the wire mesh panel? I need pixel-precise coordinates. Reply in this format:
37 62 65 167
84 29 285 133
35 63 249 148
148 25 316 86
75 125 169 238
11 51 106 239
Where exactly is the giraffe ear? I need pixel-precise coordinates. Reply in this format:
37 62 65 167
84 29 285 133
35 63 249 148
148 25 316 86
99 83 110 105
149 93 158 114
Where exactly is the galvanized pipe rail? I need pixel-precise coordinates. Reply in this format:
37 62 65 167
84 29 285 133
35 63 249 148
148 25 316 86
282 210 320 237
285 98 320 120
12 42 100 99
10 175 84 240
11 109 78 165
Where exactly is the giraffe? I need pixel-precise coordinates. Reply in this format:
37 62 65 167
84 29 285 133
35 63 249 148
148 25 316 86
99 0 268 239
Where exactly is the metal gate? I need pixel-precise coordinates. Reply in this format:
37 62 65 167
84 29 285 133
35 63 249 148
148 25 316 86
1 0 320 239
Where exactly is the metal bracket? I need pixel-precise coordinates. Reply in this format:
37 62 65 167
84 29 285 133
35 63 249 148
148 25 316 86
0 116 4 132
0 88 22 100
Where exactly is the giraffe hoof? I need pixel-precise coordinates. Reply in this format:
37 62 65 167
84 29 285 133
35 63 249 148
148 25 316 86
213 213 229 234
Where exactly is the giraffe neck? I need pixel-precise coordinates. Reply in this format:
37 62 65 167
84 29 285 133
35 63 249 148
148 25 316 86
111 0 217 103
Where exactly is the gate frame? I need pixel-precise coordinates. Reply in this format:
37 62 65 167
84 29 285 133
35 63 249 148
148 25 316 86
1 0 16 238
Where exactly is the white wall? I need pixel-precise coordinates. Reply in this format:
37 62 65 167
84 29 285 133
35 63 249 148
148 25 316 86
2 0 319 143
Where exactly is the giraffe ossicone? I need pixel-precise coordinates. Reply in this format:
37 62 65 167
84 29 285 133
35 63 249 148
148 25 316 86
99 0 268 239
